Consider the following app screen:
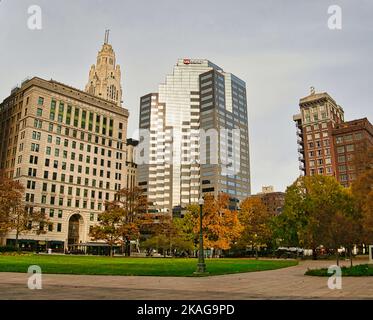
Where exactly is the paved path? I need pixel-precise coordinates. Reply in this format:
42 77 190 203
0 259 372 299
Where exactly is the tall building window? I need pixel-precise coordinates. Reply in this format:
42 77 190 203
32 131 41 140
81 110 87 129
95 115 100 133
337 146 344 154
34 119 42 128
66 105 72 125
102 117 107 135
355 132 363 140
31 143 40 152
50 100 56 120
58 103 64 123
88 112 94 131
346 144 354 152
74 107 80 127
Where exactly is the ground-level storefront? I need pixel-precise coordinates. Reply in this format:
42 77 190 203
6 239 65 253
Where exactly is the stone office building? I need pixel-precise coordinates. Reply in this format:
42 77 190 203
0 35 136 252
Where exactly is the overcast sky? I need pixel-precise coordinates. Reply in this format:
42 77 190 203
0 0 372 194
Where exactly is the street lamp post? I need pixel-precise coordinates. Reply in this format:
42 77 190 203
195 197 207 274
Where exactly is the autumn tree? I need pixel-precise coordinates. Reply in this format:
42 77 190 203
89 205 123 257
186 193 242 257
236 197 273 258
112 187 148 255
0 174 49 248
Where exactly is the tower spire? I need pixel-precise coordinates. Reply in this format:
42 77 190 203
85 31 123 107
104 29 110 44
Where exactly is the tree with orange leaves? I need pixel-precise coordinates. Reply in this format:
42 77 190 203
188 193 242 257
112 187 148 255
237 197 273 258
0 174 49 248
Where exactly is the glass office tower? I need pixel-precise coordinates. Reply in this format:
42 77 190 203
138 59 251 215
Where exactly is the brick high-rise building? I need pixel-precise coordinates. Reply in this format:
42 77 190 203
332 118 373 187
293 88 372 187
293 88 344 177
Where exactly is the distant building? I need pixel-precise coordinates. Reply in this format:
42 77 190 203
260 185 274 193
250 186 285 215
332 118 373 187
126 138 138 190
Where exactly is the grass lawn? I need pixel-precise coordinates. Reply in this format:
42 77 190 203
0 254 297 277
305 264 373 277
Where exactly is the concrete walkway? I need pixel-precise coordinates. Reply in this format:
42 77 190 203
0 259 372 299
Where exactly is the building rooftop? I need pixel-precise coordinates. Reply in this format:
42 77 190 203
333 117 373 136
1 76 129 118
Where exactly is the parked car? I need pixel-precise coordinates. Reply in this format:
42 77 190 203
275 247 304 259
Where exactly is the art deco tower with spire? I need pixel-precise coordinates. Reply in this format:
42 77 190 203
85 30 123 107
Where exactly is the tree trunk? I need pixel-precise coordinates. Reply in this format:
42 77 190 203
126 238 131 257
312 247 318 260
255 246 258 260
110 245 113 257
15 208 20 249
350 247 353 268
15 229 19 249
336 250 340 266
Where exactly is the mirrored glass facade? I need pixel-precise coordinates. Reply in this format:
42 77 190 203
138 59 251 214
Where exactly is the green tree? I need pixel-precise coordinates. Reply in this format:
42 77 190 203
273 175 360 264
351 169 373 244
